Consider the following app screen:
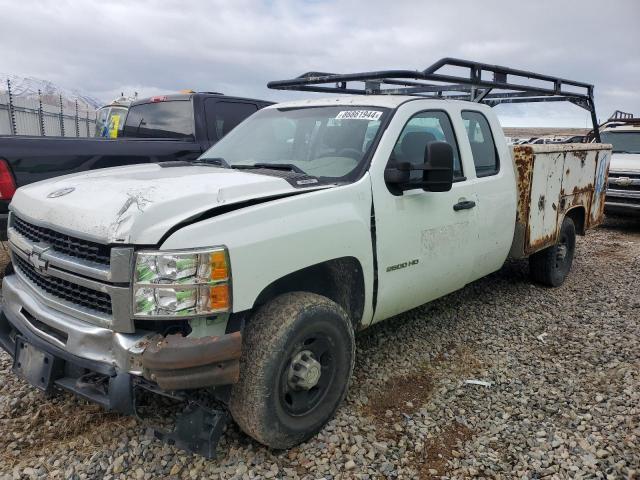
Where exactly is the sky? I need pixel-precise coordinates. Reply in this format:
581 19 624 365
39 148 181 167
0 0 638 127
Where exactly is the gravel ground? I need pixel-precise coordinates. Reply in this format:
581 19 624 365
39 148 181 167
0 216 638 479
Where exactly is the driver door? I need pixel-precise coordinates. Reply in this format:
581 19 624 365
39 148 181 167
371 108 480 323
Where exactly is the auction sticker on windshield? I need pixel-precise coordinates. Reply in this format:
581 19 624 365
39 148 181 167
335 110 383 121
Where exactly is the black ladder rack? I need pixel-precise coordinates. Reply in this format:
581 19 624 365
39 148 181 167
268 57 601 141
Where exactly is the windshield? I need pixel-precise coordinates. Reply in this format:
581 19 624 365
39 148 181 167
600 131 640 154
122 100 194 139
200 106 389 180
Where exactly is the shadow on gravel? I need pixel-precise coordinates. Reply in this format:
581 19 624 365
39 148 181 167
0 397 129 469
599 214 640 235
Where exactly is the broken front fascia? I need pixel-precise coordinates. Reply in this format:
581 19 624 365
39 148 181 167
141 329 242 390
137 314 243 391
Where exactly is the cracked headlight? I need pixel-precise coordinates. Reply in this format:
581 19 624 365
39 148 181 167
133 248 231 317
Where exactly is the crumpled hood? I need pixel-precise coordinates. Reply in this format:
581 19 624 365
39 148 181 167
10 163 320 244
609 153 640 173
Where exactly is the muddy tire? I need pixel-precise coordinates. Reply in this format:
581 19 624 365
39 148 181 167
229 292 355 449
529 216 576 287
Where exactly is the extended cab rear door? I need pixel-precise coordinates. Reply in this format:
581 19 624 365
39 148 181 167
457 106 517 281
369 101 480 323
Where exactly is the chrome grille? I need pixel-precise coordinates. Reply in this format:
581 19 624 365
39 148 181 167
12 215 111 265
14 255 113 315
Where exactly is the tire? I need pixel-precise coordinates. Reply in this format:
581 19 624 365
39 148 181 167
529 216 576 287
229 292 355 449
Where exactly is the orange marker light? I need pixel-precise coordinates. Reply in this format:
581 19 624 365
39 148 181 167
210 251 228 281
209 284 230 310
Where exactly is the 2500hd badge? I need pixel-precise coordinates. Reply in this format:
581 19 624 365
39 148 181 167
386 259 419 272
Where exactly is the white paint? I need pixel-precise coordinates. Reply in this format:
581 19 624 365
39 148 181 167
10 163 328 244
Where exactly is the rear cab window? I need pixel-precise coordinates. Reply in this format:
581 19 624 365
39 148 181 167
461 111 499 177
391 110 463 180
205 100 259 141
123 99 194 139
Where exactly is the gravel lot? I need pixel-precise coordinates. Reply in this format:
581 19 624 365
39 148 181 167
1 216 638 479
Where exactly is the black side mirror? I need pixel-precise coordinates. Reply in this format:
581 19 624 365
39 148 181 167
384 141 454 194
422 141 454 192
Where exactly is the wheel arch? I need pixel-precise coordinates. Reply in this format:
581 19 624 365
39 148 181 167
564 206 586 235
251 257 366 330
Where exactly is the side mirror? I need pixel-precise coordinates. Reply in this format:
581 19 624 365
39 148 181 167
422 141 454 192
383 141 454 194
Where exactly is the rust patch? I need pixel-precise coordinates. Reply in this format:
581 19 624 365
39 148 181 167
527 232 556 255
574 149 588 166
512 146 534 225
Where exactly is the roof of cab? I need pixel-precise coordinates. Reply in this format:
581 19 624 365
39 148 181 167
130 92 272 107
265 95 484 110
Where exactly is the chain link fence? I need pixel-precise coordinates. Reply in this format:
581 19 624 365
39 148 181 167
0 79 97 137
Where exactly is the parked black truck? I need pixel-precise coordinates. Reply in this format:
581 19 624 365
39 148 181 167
0 92 272 238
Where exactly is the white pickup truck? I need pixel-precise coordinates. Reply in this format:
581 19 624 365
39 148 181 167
0 59 612 456
600 112 640 215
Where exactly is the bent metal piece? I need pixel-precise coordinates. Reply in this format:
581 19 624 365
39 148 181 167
141 331 242 390
153 403 231 459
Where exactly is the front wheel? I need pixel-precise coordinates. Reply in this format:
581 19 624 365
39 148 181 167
229 292 355 449
529 216 576 287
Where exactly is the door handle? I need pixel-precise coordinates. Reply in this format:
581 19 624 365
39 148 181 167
453 200 476 211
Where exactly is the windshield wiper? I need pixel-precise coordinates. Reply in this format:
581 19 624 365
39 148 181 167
232 163 306 174
190 157 230 168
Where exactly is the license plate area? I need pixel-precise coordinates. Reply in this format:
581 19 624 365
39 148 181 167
13 337 62 391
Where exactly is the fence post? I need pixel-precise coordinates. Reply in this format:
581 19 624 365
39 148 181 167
59 93 65 137
85 108 90 137
38 89 45 136
74 100 79 137
7 79 17 135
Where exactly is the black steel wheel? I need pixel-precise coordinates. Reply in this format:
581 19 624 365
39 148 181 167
529 216 576 287
229 292 354 449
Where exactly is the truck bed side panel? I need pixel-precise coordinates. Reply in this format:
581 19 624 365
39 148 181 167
510 144 611 258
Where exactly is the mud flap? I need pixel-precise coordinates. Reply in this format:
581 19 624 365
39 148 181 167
152 403 230 459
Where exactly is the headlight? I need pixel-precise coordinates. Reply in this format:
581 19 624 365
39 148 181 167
133 247 231 317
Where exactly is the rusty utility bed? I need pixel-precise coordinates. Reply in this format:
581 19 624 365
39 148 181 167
510 143 612 258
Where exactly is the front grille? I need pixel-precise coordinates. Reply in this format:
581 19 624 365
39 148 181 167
606 196 640 206
12 216 111 265
14 255 112 315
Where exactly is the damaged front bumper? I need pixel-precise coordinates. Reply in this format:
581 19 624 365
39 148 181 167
0 273 242 414
142 332 241 390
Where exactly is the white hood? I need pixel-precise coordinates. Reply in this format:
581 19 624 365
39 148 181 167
10 163 321 244
609 153 640 173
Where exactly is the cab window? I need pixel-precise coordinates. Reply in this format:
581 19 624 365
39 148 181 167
461 111 499 177
391 111 463 180
205 100 259 141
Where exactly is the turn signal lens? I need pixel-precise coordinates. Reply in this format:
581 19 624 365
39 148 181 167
209 284 230 310
210 250 228 281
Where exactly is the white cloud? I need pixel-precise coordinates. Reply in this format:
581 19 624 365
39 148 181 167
1 0 638 126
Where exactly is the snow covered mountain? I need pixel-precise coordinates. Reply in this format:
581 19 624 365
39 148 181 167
0 73 102 109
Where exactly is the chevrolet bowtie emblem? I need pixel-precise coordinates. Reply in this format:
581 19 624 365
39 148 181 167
612 177 632 187
47 187 75 198
29 247 50 274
